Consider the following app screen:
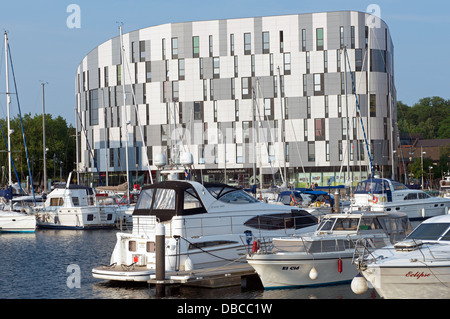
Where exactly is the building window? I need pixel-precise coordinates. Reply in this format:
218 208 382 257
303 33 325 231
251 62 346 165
104 66 109 87
241 77 251 99
370 94 376 117
351 26 355 49
89 89 99 126
324 50 328 73
210 79 214 100
273 76 278 98
194 101 203 121
264 98 273 119
340 26 344 48
171 38 178 59
263 31 270 54
230 34 235 56
316 28 324 50
236 144 243 163
243 121 251 143
324 95 329 118
251 55 255 77
279 31 284 53
199 58 204 79
304 119 308 140
313 73 324 95
234 56 238 77
192 36 199 58
307 96 311 119
235 100 239 121
165 60 169 81
283 53 291 75
209 35 213 57
145 61 151 82
338 140 343 161
301 29 306 51
341 72 345 94
355 49 362 71
315 118 325 141
139 41 146 62
306 51 310 74
213 57 220 78
326 141 330 161
203 79 207 101
358 140 365 161
342 118 347 139
303 74 307 96
198 145 205 164
244 33 251 55
178 59 185 80
231 78 235 99
162 38 166 60
213 100 218 122
337 49 341 72
172 81 179 102
308 142 315 162
269 53 274 76
337 95 342 117
116 65 121 85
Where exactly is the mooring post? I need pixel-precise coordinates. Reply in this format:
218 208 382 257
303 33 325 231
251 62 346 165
155 222 165 296
334 189 340 213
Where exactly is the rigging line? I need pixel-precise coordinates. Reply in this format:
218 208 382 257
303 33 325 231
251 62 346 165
343 47 374 178
179 236 247 264
3 44 28 195
75 109 103 185
121 44 154 183
253 82 278 186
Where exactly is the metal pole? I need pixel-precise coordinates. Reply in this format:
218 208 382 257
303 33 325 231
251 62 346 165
155 223 166 296
42 82 47 192
4 32 11 186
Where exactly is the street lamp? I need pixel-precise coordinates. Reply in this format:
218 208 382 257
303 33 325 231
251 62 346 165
421 147 426 189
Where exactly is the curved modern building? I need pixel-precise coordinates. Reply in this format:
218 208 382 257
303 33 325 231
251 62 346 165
75 10 396 188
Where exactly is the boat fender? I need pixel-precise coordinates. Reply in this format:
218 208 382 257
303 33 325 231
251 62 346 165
309 267 318 280
184 257 194 271
351 273 368 295
338 258 343 273
251 240 260 253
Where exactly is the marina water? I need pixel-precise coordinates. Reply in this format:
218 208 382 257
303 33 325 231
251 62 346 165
0 229 379 299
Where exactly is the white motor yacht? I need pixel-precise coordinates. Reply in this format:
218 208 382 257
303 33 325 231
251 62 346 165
0 187 36 233
34 178 116 230
92 180 320 282
440 173 450 199
246 211 410 289
352 178 450 224
354 214 450 299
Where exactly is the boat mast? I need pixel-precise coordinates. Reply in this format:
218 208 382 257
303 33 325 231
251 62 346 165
42 82 47 192
4 32 11 187
119 24 130 204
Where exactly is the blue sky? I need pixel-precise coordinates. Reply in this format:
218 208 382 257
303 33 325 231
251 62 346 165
0 0 449 125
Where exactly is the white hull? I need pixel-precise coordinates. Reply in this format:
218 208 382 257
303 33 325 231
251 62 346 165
248 254 355 289
0 212 36 232
362 265 450 299
36 206 116 229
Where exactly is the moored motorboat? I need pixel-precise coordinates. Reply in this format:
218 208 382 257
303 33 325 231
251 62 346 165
246 211 411 289
353 214 450 299
92 180 320 282
352 178 450 224
34 174 116 230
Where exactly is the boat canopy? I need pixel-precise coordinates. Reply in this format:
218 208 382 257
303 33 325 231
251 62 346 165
355 178 408 195
133 181 207 221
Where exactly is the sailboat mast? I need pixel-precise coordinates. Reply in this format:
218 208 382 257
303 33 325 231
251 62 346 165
42 82 47 192
119 25 130 204
4 32 12 187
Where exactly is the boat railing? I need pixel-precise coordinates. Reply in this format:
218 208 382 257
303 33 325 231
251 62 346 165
129 212 318 238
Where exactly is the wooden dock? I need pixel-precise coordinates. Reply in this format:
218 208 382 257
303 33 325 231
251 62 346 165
148 263 262 289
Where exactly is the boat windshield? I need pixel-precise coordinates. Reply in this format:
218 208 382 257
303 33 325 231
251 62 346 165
407 223 450 241
218 189 259 204
205 184 259 204
317 216 383 232
355 179 391 194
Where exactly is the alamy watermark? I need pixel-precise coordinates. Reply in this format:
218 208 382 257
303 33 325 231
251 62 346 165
66 264 81 289
366 4 381 28
66 4 81 29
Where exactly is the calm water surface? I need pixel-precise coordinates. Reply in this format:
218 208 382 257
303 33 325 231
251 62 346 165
0 229 379 299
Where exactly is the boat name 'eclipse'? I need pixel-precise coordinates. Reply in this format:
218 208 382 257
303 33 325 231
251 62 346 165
405 271 431 279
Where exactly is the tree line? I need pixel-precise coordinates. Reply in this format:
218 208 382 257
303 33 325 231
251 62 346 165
0 113 75 188
397 96 450 185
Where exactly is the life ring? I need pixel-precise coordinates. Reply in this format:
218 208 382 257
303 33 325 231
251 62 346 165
252 240 260 253
373 196 378 204
381 196 386 202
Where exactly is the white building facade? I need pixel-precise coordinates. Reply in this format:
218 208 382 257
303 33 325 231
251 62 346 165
75 11 396 187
